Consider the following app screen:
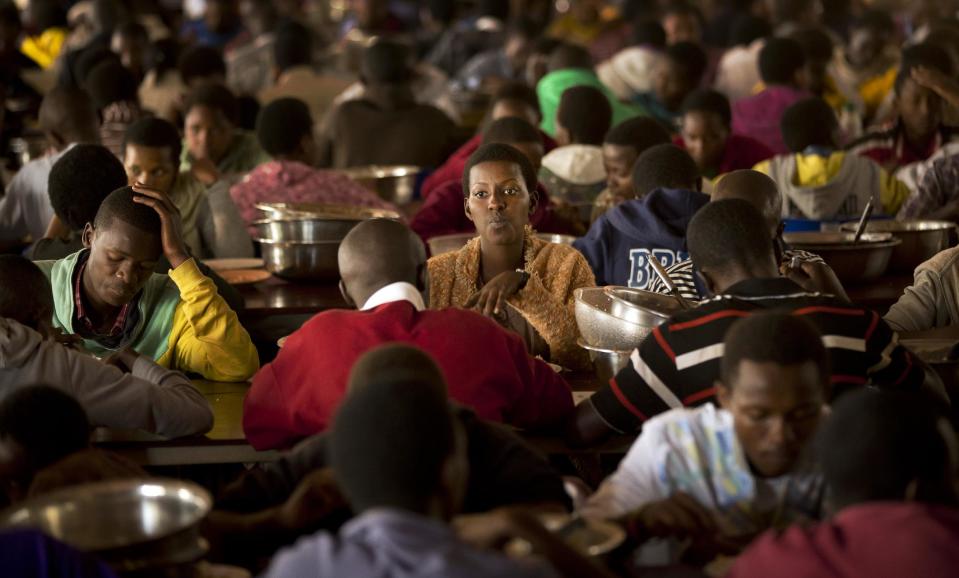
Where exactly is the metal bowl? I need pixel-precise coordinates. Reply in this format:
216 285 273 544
337 165 422 206
0 479 211 570
575 287 651 350
255 202 402 221
838 220 955 274
578 339 632 384
253 217 363 243
538 233 578 245
257 239 342 281
427 232 579 256
783 232 902 284
605 286 684 327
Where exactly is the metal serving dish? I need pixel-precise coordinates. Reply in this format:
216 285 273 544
254 217 366 281
337 165 422 206
839 220 955 274
578 339 632 385
427 232 579 256
0 479 211 572
783 232 902 284
254 217 364 243
575 287 649 350
255 202 402 221
605 286 684 327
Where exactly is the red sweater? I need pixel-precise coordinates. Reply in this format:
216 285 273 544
243 301 574 450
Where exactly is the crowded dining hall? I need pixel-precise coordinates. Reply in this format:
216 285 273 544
1 0 959 576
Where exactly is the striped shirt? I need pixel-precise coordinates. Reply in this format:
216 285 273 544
647 249 824 301
589 277 922 434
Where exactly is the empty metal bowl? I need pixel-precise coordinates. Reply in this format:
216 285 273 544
255 202 402 221
0 479 211 571
338 165 422 206
783 231 902 284
839 220 955 274
578 339 632 384
605 287 684 327
575 287 651 350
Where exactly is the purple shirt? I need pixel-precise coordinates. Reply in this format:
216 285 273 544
731 86 810 155
260 509 559 578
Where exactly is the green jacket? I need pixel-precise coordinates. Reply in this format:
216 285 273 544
536 68 647 137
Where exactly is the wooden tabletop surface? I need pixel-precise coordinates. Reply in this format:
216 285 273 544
236 277 346 318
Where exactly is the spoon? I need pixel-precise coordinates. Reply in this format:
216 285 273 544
649 257 693 310
852 199 875 243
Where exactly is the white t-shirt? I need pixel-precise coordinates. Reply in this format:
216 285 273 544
581 403 824 538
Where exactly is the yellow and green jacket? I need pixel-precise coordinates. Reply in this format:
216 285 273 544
36 251 259 382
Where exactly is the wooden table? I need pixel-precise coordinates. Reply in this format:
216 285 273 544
845 274 912 314
236 277 346 319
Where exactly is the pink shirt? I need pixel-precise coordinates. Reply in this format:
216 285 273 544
229 160 398 232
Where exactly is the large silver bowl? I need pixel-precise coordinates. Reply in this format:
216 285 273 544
575 287 650 350
605 287 684 326
255 202 402 221
839 220 955 274
578 339 632 385
257 239 342 281
427 232 579 256
783 232 902 284
0 479 211 570
253 217 363 243
337 165 422 206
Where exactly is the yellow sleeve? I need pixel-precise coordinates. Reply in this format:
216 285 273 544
879 169 911 216
163 258 259 381
753 160 772 175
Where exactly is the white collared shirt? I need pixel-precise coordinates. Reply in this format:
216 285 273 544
360 282 426 312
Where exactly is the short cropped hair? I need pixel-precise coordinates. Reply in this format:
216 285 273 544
681 89 732 127
781 97 837 152
255 98 313 156
0 256 53 328
123 117 182 165
177 45 226 85
329 350 454 513
665 42 708 88
462 143 537 199
482 117 541 146
183 82 239 125
491 81 541 119
49 144 127 231
604 116 671 152
721 313 830 389
632 143 700 197
895 43 953 95
758 37 806 85
84 59 138 110
820 390 955 509
362 40 412 85
93 186 162 237
688 198 774 274
273 20 313 73
0 386 90 481
547 43 593 72
557 85 612 145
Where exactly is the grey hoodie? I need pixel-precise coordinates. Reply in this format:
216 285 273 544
0 318 214 438
765 153 882 220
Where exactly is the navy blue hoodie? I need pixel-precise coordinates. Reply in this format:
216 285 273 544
573 188 710 288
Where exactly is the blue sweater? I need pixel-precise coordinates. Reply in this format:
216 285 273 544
573 188 710 288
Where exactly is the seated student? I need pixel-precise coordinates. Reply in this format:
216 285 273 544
428 144 595 371
633 42 708 131
789 27 852 118
210 344 571 562
898 153 959 220
180 82 271 176
29 144 127 261
34 186 259 382
582 313 827 557
728 390 959 578
84 58 147 159
318 39 457 169
732 37 811 155
539 86 612 208
755 97 911 220
258 346 614 578
230 98 397 233
884 244 959 332
536 42 644 139
124 117 253 259
596 20 667 103
425 0 510 78
0 87 99 244
848 44 959 176
647 170 839 301
0 255 213 437
831 11 900 125
422 82 556 198
676 90 775 184
591 116 672 221
244 218 574 450
568 199 925 447
453 19 538 92
411 118 578 243
573 144 709 288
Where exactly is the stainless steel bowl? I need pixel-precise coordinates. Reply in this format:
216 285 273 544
838 220 955 274
783 232 902 284
253 217 363 243
575 287 651 350
0 479 211 571
578 339 632 384
338 165 422 206
255 202 402 221
605 287 684 326
258 239 342 281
